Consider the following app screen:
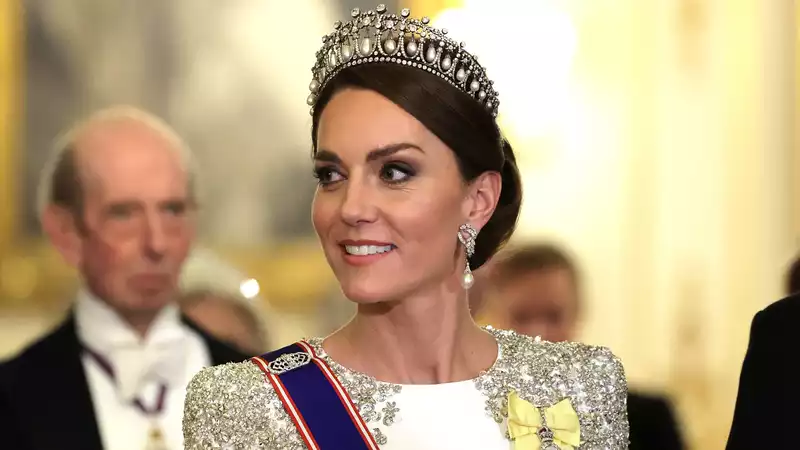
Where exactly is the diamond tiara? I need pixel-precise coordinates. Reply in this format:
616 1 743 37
307 4 499 118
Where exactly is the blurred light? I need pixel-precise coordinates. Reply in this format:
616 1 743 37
239 278 260 299
435 1 579 139
0 257 38 301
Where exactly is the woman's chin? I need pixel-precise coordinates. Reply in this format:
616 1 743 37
341 290 389 305
339 282 399 305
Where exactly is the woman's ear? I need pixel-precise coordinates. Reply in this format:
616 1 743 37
41 205 83 267
462 170 502 231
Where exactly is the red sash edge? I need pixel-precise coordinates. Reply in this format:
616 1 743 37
251 355 320 450
251 340 380 450
296 341 379 449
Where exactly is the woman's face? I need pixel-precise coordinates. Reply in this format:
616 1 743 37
312 88 478 304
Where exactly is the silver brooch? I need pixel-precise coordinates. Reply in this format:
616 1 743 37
267 352 312 375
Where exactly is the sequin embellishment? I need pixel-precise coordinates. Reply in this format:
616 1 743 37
182 328 629 449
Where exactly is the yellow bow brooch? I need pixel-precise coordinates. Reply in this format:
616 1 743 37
507 391 581 450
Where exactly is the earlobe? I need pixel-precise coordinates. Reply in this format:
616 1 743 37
465 171 503 230
41 206 83 267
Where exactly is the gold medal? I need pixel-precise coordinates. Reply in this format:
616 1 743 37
144 425 169 450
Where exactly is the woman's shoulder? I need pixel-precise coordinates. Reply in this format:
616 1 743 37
183 360 305 449
486 327 629 447
491 326 626 378
184 360 266 408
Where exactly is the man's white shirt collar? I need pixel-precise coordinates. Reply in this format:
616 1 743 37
74 289 189 402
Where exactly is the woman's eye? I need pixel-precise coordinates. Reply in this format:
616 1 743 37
313 166 344 185
380 163 414 184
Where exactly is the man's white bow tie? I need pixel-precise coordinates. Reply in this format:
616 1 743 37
109 332 187 402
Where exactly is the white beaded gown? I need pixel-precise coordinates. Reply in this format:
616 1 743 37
182 327 629 449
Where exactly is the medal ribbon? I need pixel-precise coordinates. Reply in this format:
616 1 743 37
81 344 167 415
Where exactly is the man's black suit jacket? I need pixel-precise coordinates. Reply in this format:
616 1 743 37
628 391 685 450
0 314 247 450
726 293 800 449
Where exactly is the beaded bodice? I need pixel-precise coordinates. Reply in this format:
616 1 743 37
182 327 629 449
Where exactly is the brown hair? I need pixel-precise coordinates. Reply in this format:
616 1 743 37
310 64 522 269
492 243 581 308
48 146 85 217
788 255 800 295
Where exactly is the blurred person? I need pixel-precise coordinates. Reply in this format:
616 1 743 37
178 247 273 356
786 253 799 295
482 243 684 450
183 5 628 449
477 245 579 341
726 255 800 448
0 107 246 450
179 290 267 356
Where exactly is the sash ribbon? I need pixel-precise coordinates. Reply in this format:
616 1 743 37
251 341 379 450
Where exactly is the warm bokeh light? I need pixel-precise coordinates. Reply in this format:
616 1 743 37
239 278 261 299
434 0 613 247
435 0 579 139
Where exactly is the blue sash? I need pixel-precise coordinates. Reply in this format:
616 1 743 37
251 341 379 450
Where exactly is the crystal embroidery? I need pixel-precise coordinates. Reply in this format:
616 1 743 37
372 428 388 445
381 401 400 426
182 327 629 449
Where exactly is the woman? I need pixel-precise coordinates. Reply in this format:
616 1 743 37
183 5 629 449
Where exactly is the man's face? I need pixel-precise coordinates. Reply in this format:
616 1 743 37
68 119 195 317
496 267 578 342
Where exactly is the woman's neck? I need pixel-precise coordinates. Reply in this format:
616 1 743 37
323 284 498 385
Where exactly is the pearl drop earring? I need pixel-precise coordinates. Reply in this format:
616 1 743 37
457 223 478 289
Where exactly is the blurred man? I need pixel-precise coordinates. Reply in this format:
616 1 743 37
481 243 685 450
786 254 799 295
0 107 246 450
726 255 800 448
180 290 267 356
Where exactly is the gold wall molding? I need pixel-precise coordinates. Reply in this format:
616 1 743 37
403 0 461 18
0 0 21 252
794 1 800 244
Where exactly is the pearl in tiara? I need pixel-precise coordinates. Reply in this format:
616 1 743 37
308 4 499 118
